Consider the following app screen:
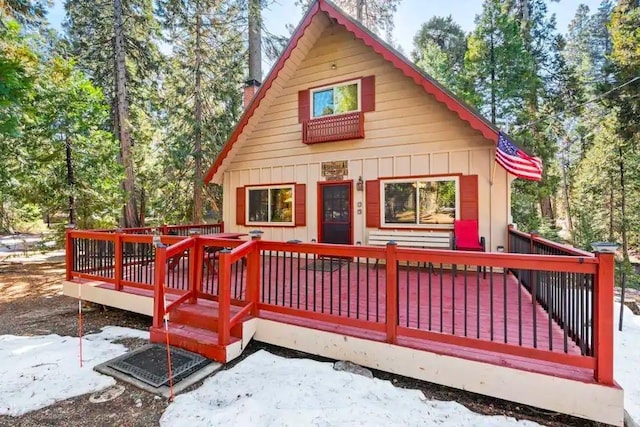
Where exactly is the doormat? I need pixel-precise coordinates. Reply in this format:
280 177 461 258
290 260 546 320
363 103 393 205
304 259 349 272
97 344 212 388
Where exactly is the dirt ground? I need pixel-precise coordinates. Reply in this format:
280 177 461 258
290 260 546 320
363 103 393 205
0 258 607 427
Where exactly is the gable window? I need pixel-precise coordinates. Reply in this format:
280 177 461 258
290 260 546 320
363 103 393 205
382 177 458 227
247 185 294 224
311 81 360 118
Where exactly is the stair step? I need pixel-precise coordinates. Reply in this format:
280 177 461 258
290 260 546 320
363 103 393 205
170 304 250 338
150 323 240 362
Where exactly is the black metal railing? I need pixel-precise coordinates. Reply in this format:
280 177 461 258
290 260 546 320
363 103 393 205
396 261 580 352
507 227 595 355
200 245 247 300
259 249 386 323
72 237 115 280
165 247 191 291
121 240 154 286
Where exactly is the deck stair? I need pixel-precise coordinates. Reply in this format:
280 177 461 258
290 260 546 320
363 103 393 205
149 300 255 363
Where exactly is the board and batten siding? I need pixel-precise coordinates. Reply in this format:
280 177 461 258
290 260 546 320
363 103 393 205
222 23 511 251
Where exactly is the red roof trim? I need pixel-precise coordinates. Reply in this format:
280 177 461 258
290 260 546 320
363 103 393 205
204 2 320 184
205 0 500 184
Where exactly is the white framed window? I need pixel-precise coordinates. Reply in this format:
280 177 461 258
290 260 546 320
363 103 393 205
381 177 459 228
311 80 360 118
246 185 294 225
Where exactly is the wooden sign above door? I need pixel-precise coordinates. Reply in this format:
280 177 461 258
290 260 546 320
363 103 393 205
321 161 348 178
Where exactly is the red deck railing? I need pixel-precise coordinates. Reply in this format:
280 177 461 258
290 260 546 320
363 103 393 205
66 224 615 385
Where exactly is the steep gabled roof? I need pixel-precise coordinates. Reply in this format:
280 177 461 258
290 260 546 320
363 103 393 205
204 0 501 184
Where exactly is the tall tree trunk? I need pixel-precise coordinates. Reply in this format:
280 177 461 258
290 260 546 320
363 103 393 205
65 135 75 225
489 11 496 124
619 146 629 265
192 2 203 223
114 0 138 228
248 0 262 82
609 174 615 241
539 197 554 220
139 186 146 226
561 144 573 238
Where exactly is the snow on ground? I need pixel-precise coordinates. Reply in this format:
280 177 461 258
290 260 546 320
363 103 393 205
1 303 639 424
160 350 540 427
615 302 640 424
0 326 147 416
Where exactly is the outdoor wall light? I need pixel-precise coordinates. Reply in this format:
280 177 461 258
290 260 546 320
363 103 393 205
590 241 619 253
356 176 364 191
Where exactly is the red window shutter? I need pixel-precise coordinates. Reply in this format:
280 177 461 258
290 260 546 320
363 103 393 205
365 179 380 228
236 187 246 225
361 75 375 112
298 90 309 123
459 175 479 221
295 184 306 226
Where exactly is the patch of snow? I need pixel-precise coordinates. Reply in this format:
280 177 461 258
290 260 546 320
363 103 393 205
615 302 640 424
0 326 147 416
161 350 540 427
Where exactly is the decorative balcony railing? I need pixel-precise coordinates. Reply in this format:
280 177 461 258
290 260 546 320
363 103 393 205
302 111 364 144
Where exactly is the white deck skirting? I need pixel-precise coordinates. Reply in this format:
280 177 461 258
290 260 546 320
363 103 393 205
62 280 624 426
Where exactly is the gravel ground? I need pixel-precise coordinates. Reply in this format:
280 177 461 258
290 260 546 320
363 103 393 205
0 258 608 427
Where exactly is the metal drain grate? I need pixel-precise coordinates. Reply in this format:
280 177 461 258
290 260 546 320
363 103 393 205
105 344 212 388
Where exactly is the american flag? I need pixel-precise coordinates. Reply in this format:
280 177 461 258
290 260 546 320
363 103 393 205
496 132 543 181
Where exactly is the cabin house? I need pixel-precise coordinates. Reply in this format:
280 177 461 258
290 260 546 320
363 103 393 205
204 2 511 252
62 1 623 425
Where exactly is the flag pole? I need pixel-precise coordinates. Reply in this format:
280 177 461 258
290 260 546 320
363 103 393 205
491 147 498 185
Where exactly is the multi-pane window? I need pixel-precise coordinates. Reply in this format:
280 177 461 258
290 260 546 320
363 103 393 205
311 81 359 118
247 186 293 224
382 178 457 226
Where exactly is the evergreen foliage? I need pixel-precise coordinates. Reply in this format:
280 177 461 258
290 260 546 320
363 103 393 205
0 0 638 277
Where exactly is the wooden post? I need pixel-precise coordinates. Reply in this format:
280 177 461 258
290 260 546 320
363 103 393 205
385 241 398 344
161 224 169 235
189 230 204 304
64 225 74 281
219 221 224 233
247 234 262 316
506 224 513 253
153 244 167 329
594 251 615 385
529 230 538 254
218 250 231 346
189 233 201 304
114 230 123 291
529 230 539 296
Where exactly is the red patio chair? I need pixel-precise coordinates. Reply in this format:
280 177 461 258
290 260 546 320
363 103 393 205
453 220 486 278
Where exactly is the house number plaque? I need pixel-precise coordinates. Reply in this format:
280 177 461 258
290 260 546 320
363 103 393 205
321 161 348 178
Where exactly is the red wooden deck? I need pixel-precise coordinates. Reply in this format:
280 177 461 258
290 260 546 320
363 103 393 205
97 254 587 372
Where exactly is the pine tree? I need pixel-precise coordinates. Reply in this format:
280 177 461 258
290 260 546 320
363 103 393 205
412 16 466 92
64 0 161 228
605 0 640 264
295 0 402 39
19 57 121 228
156 0 245 223
0 0 46 27
464 0 534 126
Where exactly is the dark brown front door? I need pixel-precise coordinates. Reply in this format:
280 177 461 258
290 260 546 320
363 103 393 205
319 182 352 245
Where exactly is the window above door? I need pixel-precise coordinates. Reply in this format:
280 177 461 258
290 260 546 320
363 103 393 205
311 80 360 118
